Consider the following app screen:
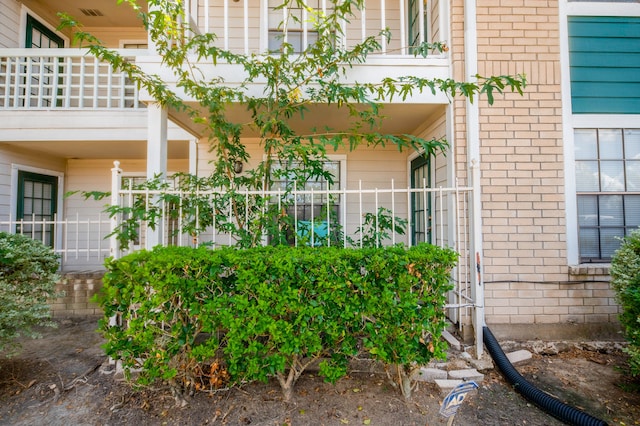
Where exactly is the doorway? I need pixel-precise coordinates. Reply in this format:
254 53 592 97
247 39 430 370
411 154 432 245
16 171 58 247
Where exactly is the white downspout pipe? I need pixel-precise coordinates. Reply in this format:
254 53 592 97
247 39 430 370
464 0 485 359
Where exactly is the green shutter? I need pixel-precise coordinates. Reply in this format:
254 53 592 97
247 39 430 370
568 16 640 114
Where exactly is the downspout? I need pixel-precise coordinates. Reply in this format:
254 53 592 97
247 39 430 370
464 0 485 358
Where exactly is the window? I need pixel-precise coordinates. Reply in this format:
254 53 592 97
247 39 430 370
16 171 58 247
411 154 431 245
26 15 64 49
122 43 148 108
268 0 324 53
408 0 428 53
270 160 341 245
575 128 640 262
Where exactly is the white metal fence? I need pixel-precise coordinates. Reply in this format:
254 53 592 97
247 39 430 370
0 166 477 336
0 213 112 269
0 49 144 109
108 163 475 328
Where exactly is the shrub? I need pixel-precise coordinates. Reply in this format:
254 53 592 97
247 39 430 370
0 232 61 357
98 244 457 402
611 229 640 376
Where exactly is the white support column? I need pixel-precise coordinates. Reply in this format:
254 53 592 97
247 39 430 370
147 2 158 53
147 102 168 179
110 161 122 260
464 0 485 359
146 102 168 248
189 138 198 175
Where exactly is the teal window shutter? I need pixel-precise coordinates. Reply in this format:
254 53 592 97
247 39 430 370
568 16 640 114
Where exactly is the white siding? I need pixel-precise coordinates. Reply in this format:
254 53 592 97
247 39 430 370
0 144 66 217
0 0 21 48
62 159 189 270
431 0 441 44
65 158 190 218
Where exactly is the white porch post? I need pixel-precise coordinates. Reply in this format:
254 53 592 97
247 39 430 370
110 161 122 260
109 161 123 329
146 102 168 248
464 0 485 358
189 138 198 175
147 2 158 53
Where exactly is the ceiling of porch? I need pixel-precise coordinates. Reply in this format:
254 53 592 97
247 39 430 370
0 110 191 160
169 103 446 140
23 0 144 28
0 139 189 160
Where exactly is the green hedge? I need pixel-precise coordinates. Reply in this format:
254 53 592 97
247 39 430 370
99 244 457 401
611 229 640 376
0 232 60 357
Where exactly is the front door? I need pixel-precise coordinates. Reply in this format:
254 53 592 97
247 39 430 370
16 171 58 247
408 0 428 53
24 15 64 107
411 155 431 245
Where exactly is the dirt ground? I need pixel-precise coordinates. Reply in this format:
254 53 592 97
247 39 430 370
1 318 639 426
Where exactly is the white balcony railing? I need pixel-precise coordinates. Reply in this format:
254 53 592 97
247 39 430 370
0 49 144 110
189 0 445 56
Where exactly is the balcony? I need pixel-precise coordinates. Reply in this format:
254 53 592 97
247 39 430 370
186 0 447 57
0 49 144 110
1 0 449 115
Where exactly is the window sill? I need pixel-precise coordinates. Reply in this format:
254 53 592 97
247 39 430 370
568 264 610 276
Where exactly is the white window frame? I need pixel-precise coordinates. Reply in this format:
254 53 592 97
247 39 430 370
19 6 69 48
265 154 346 245
559 1 640 265
10 164 64 250
119 40 149 49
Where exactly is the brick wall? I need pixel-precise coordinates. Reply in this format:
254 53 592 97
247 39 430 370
484 267 619 324
451 0 621 333
50 272 105 317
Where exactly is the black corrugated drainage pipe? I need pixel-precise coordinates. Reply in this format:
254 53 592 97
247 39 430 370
483 326 608 426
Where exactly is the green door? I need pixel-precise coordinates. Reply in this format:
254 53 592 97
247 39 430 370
408 0 428 53
411 155 431 245
26 15 64 49
17 171 58 247
25 15 64 107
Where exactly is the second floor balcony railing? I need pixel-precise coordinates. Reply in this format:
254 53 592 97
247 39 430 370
0 1 448 110
0 49 144 110
187 0 445 56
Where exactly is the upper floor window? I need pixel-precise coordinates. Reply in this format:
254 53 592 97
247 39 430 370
575 128 640 262
268 0 325 53
25 14 64 48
